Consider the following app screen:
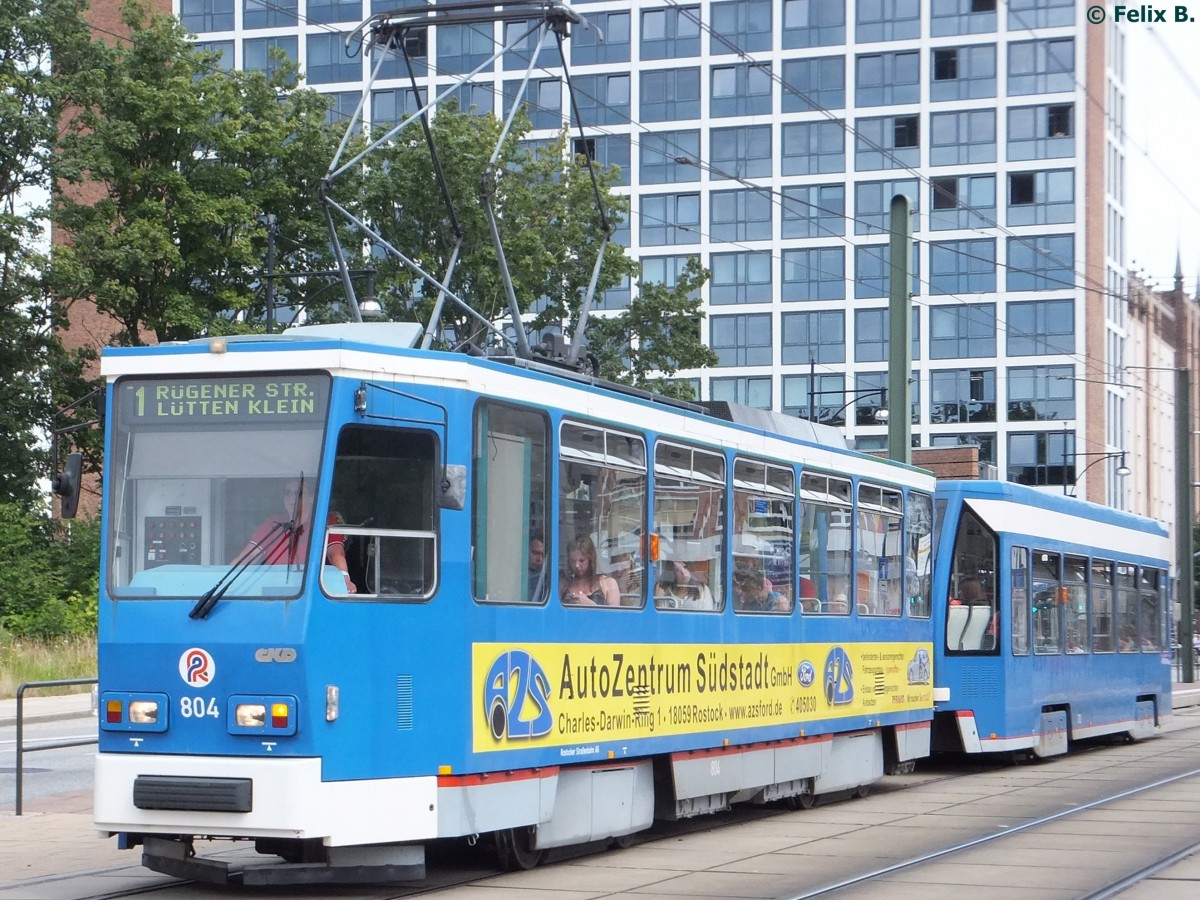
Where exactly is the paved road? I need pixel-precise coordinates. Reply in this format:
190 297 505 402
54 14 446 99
0 712 97 812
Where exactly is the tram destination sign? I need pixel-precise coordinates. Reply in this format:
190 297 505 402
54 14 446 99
119 374 330 424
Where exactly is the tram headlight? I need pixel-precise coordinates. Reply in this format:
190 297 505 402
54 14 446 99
129 700 160 724
227 694 298 736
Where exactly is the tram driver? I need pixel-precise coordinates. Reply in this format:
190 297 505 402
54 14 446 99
239 479 355 593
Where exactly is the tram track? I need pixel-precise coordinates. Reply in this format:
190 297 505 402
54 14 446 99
10 710 1200 900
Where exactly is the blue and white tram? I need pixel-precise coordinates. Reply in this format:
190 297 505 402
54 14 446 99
930 479 1173 758
92 324 937 884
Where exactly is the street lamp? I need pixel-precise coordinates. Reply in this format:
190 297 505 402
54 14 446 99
805 387 888 426
1064 450 1131 497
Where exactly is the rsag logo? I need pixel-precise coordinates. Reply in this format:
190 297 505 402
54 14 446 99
179 648 215 687
484 650 552 741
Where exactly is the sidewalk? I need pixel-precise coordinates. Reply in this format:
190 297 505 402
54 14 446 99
0 691 95 728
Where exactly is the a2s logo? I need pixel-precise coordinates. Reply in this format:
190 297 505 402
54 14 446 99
484 650 552 741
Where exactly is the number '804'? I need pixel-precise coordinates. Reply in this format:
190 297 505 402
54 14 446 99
180 696 220 718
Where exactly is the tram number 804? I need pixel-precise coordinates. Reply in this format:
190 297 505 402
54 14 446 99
180 696 220 718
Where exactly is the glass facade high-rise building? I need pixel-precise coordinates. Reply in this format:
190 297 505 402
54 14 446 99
168 0 1131 505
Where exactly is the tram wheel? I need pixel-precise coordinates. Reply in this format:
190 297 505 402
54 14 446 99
854 785 870 799
494 827 544 871
612 832 638 849
794 792 817 809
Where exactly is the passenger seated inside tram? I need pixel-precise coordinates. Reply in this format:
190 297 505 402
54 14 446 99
798 576 819 612
655 559 714 610
561 536 620 606
733 568 790 613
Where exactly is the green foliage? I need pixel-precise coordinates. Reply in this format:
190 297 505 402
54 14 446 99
0 504 99 637
49 1 359 344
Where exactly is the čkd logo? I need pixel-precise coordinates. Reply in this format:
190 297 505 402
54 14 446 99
484 650 552 741
255 647 297 663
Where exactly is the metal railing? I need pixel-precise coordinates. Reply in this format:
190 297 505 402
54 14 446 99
14 678 98 816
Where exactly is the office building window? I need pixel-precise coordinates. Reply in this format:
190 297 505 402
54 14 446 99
854 243 920 299
782 373 846 421
711 126 771 179
1008 365 1074 421
573 135 630 185
182 0 233 32
1007 298 1074 356
641 5 701 60
309 0 361 25
854 178 919 236
571 11 630 65
436 24 494 75
782 0 846 48
856 51 919 107
782 57 845 112
711 63 772 118
931 368 996 423
640 193 701 246
194 39 234 70
855 115 919 170
1008 103 1074 160
573 73 630 125
782 121 846 174
244 0 295 29
504 79 561 130
711 251 773 305
371 87 420 129
307 32 359 84
446 82 493 116
929 175 995 230
322 91 360 128
594 274 631 310
1007 234 1074 292
711 0 773 53
1008 39 1074 95
930 109 996 165
929 303 996 358
1008 429 1074 486
782 184 845 239
712 314 772 366
711 376 772 409
854 371 910 426
711 189 772 241
783 248 846 302
930 44 996 101
857 0 920 42
782 310 845 365
930 238 996 294
1007 0 1074 29
1007 170 1074 226
640 255 701 298
930 0 997 36
640 68 700 122
502 19 558 71
370 36 427 80
854 308 921 362
640 130 701 184
244 36 297 75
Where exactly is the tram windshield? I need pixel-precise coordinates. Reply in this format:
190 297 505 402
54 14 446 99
106 373 332 600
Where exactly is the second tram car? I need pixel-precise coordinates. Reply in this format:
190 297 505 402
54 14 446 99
930 480 1173 758
92 324 938 884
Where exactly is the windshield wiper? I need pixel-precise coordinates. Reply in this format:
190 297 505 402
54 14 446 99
189 520 295 620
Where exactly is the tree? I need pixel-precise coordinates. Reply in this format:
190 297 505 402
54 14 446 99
350 105 712 389
0 0 97 507
49 1 359 345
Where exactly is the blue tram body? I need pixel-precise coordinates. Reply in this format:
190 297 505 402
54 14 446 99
93 325 938 883
930 480 1173 757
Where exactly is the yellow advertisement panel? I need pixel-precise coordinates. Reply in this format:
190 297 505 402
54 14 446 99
473 641 932 754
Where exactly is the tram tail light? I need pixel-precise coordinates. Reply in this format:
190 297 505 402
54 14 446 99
228 695 298 736
106 699 123 724
271 703 289 729
99 692 168 732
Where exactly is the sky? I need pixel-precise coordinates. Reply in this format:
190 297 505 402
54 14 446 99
1125 19 1200 292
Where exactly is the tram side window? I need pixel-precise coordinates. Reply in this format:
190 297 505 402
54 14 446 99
330 425 438 600
653 442 725 612
1063 555 1088 653
947 506 997 652
857 484 904 617
1115 564 1138 651
472 403 550 604
731 458 795 615
1139 568 1163 651
1090 559 1114 652
800 473 853 614
1032 551 1062 654
1011 547 1030 655
906 492 933 618
559 421 647 608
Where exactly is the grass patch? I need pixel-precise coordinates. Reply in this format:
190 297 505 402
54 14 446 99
0 634 97 699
